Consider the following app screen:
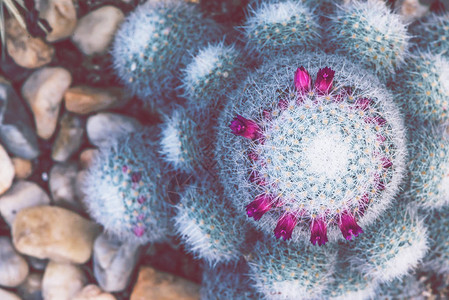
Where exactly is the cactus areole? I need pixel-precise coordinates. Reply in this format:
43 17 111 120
228 65 404 245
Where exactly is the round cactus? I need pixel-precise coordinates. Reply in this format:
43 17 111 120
376 274 427 300
323 260 376 300
347 202 428 282
411 13 449 57
174 181 249 264
82 129 174 244
182 42 247 111
243 0 321 56
247 238 336 299
327 0 410 80
406 127 449 209
421 206 449 274
112 0 221 109
215 53 407 245
159 107 215 174
394 52 449 125
200 261 262 299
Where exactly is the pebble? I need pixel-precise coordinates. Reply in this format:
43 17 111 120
72 6 125 55
86 112 142 147
12 206 100 264
52 113 84 162
0 144 14 196
17 272 43 300
130 267 200 300
0 237 29 287
49 163 82 211
0 180 51 226
0 78 40 159
12 158 33 179
0 288 21 300
65 86 131 115
42 262 86 300
21 67 72 140
79 149 99 170
73 285 117 300
93 233 140 292
37 0 77 42
5 18 55 69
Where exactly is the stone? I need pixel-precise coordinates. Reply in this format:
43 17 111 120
42 262 86 300
0 237 29 287
0 180 51 226
17 272 43 300
5 18 55 69
72 6 125 55
130 267 200 300
73 285 117 300
12 158 33 179
80 149 98 170
27 257 48 271
52 113 84 162
0 144 14 196
22 67 72 140
395 0 429 22
49 163 82 211
0 78 40 159
75 170 87 204
12 206 100 264
93 233 140 292
86 112 142 147
0 288 21 300
65 86 131 115
37 0 77 42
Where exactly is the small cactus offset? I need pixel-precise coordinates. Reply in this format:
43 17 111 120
394 52 449 125
248 239 336 299
200 261 262 299
411 13 449 58
82 129 173 244
243 0 321 56
182 42 247 111
327 0 410 80
345 202 428 282
112 0 221 109
174 181 248 264
407 127 449 209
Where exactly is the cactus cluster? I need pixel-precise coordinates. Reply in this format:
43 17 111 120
79 0 449 298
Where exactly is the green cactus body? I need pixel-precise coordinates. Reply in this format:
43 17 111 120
411 13 449 58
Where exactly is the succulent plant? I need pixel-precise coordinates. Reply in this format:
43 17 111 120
112 0 221 110
82 129 174 244
376 274 427 300
411 12 449 58
327 0 410 80
104 0 449 298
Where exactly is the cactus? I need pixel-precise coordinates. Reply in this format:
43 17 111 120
82 129 173 244
411 13 449 58
394 52 449 125
215 53 407 244
200 261 262 299
346 202 428 282
159 108 215 174
376 274 427 300
248 238 336 299
421 206 449 275
406 127 449 209
243 0 321 56
112 0 221 109
174 181 249 264
181 42 247 111
327 0 410 80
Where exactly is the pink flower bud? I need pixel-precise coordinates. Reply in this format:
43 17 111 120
309 217 328 246
315 67 335 94
274 213 297 240
338 212 363 241
246 194 274 221
229 114 261 140
294 66 311 93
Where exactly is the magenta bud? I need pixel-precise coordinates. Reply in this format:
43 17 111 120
339 212 363 240
246 194 274 221
309 217 328 246
315 67 335 94
274 213 297 241
229 114 261 140
294 66 312 93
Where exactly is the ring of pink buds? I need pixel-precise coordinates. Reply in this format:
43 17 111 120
229 65 403 246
